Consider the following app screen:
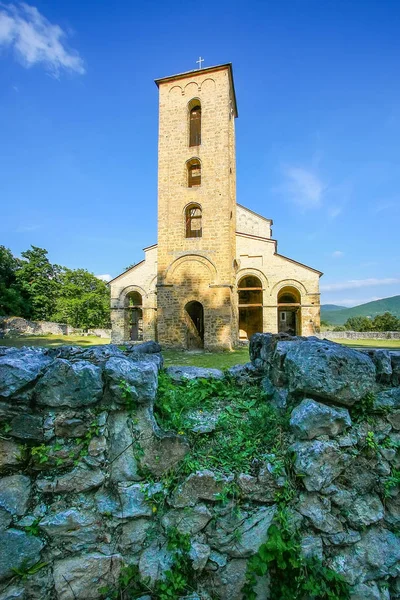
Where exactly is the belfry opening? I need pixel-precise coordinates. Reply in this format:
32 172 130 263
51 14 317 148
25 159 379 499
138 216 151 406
277 286 301 336
238 275 263 340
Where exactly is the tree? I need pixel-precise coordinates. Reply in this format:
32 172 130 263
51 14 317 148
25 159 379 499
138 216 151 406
52 268 110 328
344 316 373 332
16 246 62 321
0 245 30 317
372 312 400 332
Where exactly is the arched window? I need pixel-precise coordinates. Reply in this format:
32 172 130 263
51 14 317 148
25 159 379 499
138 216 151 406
185 203 202 238
238 275 263 339
187 159 201 187
189 103 201 147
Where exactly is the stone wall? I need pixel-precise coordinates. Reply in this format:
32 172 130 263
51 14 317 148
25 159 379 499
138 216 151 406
318 330 400 340
0 336 399 599
0 317 111 339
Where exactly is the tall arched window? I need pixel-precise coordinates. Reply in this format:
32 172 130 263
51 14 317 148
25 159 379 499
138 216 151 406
189 103 201 147
185 203 202 238
187 159 201 187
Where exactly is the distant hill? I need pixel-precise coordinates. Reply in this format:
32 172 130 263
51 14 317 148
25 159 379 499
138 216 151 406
321 295 400 326
321 304 344 311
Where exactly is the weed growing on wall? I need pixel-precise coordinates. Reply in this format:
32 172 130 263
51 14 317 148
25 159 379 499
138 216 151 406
242 511 350 600
155 373 290 476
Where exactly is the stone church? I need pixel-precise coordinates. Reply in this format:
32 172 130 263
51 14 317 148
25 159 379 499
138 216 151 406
110 63 322 349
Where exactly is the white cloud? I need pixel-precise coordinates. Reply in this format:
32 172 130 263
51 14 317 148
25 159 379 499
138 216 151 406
323 296 382 307
279 166 325 210
96 274 112 282
0 2 85 76
321 278 400 292
331 250 344 258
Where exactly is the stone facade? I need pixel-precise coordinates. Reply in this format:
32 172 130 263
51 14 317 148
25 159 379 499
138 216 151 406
110 64 322 348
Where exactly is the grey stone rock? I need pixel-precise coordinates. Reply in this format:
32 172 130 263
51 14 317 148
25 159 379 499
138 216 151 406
55 344 124 364
127 352 164 371
0 439 21 471
171 470 234 507
0 586 26 599
53 553 122 600
185 409 221 433
0 348 52 401
210 558 248 600
35 359 103 407
9 414 43 441
161 504 212 534
104 357 158 405
350 581 385 600
208 505 277 558
0 474 31 516
290 398 352 440
363 349 393 383
139 541 173 585
283 339 376 405
0 529 44 581
189 542 210 572
136 406 190 477
391 351 400 386
96 482 160 519
108 411 140 482
385 497 400 527
125 341 161 354
166 366 224 383
260 376 275 397
387 410 400 430
297 494 343 533
39 508 99 545
237 460 286 503
119 518 153 551
346 494 384 529
0 507 11 530
300 534 323 561
325 530 361 545
54 411 90 438
207 550 227 569
36 466 104 494
329 526 400 585
228 362 259 385
290 440 350 491
374 387 400 411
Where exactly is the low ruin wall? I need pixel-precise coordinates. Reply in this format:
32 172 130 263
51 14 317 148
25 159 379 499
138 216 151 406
0 317 111 339
318 330 400 340
0 336 399 599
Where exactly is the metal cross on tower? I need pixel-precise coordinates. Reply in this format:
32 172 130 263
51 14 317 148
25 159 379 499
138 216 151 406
196 56 204 69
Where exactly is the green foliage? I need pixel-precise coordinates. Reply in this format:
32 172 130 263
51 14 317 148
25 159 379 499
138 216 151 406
30 444 51 464
242 519 350 600
52 268 110 328
344 315 373 332
24 519 41 537
118 379 136 411
372 311 400 332
349 391 376 422
0 245 30 317
12 560 48 579
384 468 400 498
100 528 194 600
1 245 110 328
16 246 62 321
155 373 289 475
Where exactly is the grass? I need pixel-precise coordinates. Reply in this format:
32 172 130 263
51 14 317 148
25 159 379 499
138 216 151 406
162 347 249 369
333 338 400 350
0 334 110 348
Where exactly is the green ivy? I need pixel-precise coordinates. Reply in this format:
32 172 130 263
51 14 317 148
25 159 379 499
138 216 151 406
242 518 350 600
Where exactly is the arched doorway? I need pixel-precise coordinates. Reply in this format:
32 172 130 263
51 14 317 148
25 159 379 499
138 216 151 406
185 301 204 349
126 291 143 341
238 275 263 340
277 287 301 335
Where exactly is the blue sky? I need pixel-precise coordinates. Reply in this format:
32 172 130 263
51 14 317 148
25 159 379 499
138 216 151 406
1 0 399 307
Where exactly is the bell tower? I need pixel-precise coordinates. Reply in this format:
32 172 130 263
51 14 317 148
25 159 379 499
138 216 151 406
155 63 238 349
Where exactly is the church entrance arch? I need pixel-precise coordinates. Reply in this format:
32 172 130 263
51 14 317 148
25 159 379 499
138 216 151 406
238 275 263 340
184 301 204 349
126 291 143 341
277 287 301 335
